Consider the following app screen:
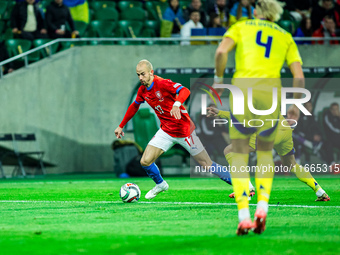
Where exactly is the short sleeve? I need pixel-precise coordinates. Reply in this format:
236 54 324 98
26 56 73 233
162 79 184 95
223 23 240 44
286 39 303 66
134 87 145 104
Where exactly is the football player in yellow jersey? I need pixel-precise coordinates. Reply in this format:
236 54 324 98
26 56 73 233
214 0 305 235
206 107 330 202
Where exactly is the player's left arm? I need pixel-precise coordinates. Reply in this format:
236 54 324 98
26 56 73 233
170 87 190 120
287 62 305 123
286 40 305 122
217 110 230 120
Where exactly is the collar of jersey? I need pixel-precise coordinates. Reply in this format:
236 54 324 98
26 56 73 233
147 82 154 91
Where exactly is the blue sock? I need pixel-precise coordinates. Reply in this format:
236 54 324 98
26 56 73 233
142 163 164 184
211 162 232 185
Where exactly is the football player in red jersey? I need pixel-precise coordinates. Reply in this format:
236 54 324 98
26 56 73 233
115 60 232 199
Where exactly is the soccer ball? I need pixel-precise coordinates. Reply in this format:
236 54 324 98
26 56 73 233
119 183 141 203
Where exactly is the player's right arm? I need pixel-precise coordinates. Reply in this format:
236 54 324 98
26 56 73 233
290 62 305 93
115 89 144 139
114 102 141 138
207 106 231 120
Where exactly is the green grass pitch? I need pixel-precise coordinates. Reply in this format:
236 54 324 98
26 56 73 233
0 176 339 255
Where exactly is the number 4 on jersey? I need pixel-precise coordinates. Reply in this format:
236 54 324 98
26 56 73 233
256 30 273 58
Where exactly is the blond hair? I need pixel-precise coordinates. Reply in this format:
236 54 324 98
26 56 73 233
256 0 283 22
137 59 153 72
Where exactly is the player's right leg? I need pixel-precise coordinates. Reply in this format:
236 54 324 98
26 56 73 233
142 129 175 199
230 138 253 235
224 142 255 198
253 139 275 234
228 90 255 235
141 145 169 199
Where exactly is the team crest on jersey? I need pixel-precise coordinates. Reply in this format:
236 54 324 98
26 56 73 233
155 91 164 102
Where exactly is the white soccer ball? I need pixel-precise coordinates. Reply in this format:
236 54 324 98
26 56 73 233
119 183 141 203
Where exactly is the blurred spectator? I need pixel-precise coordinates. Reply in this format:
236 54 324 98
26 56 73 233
163 0 186 35
228 0 254 26
183 0 208 27
323 102 340 149
311 0 335 31
294 17 313 44
180 10 204 45
207 0 236 10
208 0 229 27
10 0 47 41
209 12 222 27
285 0 313 23
0 41 14 75
294 102 334 165
45 0 79 39
323 102 340 167
334 0 340 27
312 15 339 44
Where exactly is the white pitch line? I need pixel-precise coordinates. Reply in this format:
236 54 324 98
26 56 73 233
0 200 339 209
140 201 340 208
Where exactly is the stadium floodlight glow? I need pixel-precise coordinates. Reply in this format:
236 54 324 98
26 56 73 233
201 84 312 116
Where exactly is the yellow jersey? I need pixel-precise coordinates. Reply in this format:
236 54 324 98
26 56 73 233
223 19 302 79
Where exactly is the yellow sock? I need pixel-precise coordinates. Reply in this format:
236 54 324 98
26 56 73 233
226 152 255 191
225 152 234 165
255 150 275 208
230 153 250 213
291 164 322 193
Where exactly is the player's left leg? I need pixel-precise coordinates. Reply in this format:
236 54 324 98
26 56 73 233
280 154 330 201
230 138 253 235
182 131 232 184
192 149 232 184
274 128 330 201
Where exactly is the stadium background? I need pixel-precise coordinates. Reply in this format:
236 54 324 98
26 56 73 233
1 44 340 174
0 1 339 254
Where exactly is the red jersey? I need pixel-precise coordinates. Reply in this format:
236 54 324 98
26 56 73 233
135 75 191 138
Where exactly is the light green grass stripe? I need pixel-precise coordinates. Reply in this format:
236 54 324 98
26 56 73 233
0 200 338 208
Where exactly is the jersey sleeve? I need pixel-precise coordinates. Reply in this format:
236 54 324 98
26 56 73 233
134 87 145 105
286 38 303 67
161 79 185 95
223 22 240 43
217 110 230 120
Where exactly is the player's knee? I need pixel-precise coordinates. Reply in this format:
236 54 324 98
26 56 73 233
281 155 296 168
140 158 151 167
224 146 232 156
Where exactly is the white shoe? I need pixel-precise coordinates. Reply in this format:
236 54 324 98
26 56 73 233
145 181 169 200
